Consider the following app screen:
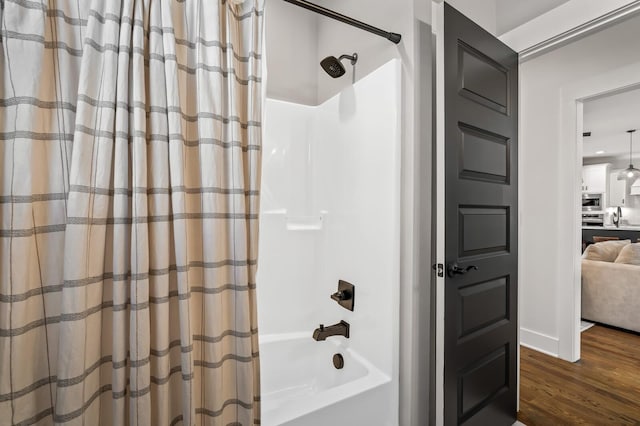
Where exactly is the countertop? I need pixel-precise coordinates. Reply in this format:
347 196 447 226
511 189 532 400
582 225 640 231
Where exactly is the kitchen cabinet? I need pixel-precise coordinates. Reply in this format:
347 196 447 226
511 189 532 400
609 172 626 206
582 164 609 193
583 228 640 245
631 179 640 196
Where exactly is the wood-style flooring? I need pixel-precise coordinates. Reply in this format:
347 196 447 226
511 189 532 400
518 325 640 425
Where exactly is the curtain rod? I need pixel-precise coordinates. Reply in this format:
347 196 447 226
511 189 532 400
282 0 402 44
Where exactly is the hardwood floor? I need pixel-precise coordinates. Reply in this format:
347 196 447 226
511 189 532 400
518 325 640 425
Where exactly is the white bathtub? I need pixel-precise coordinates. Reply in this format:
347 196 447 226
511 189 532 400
260 333 392 426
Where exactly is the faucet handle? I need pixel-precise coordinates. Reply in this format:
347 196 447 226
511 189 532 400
331 290 351 301
331 280 355 311
319 324 325 331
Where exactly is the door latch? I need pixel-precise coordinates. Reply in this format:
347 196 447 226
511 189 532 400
447 263 479 278
432 263 444 278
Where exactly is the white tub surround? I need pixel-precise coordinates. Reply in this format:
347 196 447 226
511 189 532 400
260 334 390 426
257 59 401 425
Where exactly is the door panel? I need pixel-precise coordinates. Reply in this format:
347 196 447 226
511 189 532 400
458 206 509 257
444 3 518 426
458 42 509 114
458 277 509 339
459 344 509 418
459 124 510 184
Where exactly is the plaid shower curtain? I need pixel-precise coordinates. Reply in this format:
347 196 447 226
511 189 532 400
0 0 263 424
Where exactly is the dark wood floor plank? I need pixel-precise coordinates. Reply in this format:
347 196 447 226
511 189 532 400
518 325 640 425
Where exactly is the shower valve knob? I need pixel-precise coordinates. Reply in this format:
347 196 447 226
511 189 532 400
331 290 351 301
331 280 355 311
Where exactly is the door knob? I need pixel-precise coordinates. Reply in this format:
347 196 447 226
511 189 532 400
447 263 478 278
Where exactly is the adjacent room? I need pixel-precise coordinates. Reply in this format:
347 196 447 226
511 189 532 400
581 88 640 335
518 13 640 423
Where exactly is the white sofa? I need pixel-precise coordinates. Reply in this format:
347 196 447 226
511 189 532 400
581 240 640 333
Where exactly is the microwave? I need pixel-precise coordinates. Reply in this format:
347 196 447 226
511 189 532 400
582 193 604 212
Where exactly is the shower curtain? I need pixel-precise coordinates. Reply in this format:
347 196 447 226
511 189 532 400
0 0 264 424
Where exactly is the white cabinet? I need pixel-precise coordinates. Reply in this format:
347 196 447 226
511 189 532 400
609 172 626 206
631 179 640 196
582 164 609 193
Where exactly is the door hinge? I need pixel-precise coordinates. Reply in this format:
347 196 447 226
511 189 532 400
432 263 444 278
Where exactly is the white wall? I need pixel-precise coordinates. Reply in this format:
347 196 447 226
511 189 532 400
258 61 401 418
265 0 319 105
520 15 640 356
316 0 419 102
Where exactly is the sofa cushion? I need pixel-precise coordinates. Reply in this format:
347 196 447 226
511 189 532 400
614 243 640 266
582 239 631 262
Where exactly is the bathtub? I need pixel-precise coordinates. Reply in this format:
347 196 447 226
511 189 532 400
260 333 392 426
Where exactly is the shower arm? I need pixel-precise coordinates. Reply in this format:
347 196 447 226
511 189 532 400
282 0 402 44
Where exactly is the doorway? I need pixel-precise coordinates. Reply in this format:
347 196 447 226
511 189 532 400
580 87 640 336
433 1 640 425
516 10 640 362
560 78 640 362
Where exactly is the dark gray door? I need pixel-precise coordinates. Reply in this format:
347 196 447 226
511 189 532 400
443 4 518 425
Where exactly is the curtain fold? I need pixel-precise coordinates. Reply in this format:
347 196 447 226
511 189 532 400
0 2 88 424
1 0 264 424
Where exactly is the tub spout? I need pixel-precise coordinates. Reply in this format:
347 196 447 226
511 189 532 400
312 320 350 341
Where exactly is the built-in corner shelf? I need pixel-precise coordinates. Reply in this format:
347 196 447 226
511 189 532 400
285 215 323 231
260 209 326 231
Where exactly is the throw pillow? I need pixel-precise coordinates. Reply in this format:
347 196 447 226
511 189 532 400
582 239 631 262
614 243 640 266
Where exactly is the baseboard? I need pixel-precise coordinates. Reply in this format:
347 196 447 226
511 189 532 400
520 327 559 357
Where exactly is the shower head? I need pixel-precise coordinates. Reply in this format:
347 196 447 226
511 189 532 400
321 56 346 78
320 53 358 78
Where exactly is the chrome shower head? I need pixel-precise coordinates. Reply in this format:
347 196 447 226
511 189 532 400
320 53 358 78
